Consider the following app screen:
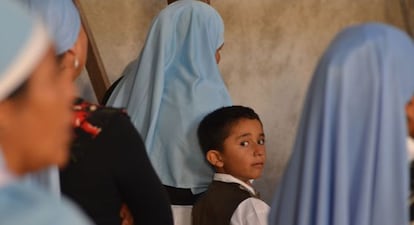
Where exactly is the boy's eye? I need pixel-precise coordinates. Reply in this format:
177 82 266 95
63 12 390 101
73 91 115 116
240 141 249 147
258 139 265 145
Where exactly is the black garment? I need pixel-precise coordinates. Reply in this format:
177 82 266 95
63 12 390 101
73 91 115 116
164 185 204 205
192 181 255 225
101 76 123 105
410 162 414 221
60 98 173 225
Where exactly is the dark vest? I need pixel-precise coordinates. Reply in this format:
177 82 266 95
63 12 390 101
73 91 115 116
192 181 257 225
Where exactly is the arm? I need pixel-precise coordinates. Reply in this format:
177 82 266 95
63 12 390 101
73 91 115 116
109 114 173 225
120 204 134 225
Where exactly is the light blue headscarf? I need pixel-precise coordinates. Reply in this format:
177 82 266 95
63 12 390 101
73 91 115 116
18 0 81 197
269 23 414 225
0 0 49 102
19 0 81 55
107 0 232 193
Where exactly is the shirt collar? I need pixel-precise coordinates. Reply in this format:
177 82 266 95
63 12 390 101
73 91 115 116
408 136 414 162
213 173 256 195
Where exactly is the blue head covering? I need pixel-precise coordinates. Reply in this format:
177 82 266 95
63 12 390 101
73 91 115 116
19 0 81 55
0 0 49 102
269 23 414 225
107 0 232 193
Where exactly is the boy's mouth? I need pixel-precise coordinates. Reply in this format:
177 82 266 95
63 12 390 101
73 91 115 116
251 162 264 168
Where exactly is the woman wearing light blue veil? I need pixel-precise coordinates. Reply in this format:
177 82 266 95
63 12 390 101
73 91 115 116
269 23 414 225
107 0 231 207
19 0 83 198
19 0 174 224
0 0 91 224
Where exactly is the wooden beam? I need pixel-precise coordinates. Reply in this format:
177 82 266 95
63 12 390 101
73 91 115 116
73 0 110 103
400 0 414 37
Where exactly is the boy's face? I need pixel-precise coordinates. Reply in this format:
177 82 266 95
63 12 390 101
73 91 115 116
215 118 266 183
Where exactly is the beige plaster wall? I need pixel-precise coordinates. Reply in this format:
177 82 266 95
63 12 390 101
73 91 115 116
78 0 405 204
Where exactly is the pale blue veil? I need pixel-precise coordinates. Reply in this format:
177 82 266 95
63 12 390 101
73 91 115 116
269 23 414 225
107 0 232 193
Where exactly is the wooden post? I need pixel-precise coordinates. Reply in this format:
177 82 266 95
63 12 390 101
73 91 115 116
400 0 414 37
73 0 110 103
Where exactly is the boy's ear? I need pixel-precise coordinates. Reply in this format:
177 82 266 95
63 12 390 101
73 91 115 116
206 150 224 168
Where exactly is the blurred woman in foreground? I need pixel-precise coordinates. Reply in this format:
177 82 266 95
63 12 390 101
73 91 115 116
0 0 92 224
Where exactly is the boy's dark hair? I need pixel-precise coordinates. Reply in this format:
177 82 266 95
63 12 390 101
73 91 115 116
197 105 261 155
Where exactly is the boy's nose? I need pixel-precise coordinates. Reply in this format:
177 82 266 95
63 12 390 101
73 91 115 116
253 145 265 156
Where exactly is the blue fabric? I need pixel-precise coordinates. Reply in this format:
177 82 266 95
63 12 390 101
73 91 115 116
0 0 32 76
0 182 92 225
269 23 414 225
19 0 81 55
23 167 60 198
0 0 42 101
107 0 231 193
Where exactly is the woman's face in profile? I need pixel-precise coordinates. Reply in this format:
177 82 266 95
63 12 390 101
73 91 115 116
3 46 75 173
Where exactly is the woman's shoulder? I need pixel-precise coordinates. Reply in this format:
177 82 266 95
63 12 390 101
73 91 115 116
0 182 93 225
74 98 126 117
73 98 128 138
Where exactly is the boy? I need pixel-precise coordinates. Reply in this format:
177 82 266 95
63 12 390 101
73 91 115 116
192 106 270 225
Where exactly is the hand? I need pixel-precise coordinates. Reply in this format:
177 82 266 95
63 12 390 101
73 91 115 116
120 204 134 225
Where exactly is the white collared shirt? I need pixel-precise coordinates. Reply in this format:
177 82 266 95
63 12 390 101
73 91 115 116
408 137 414 162
213 173 270 225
